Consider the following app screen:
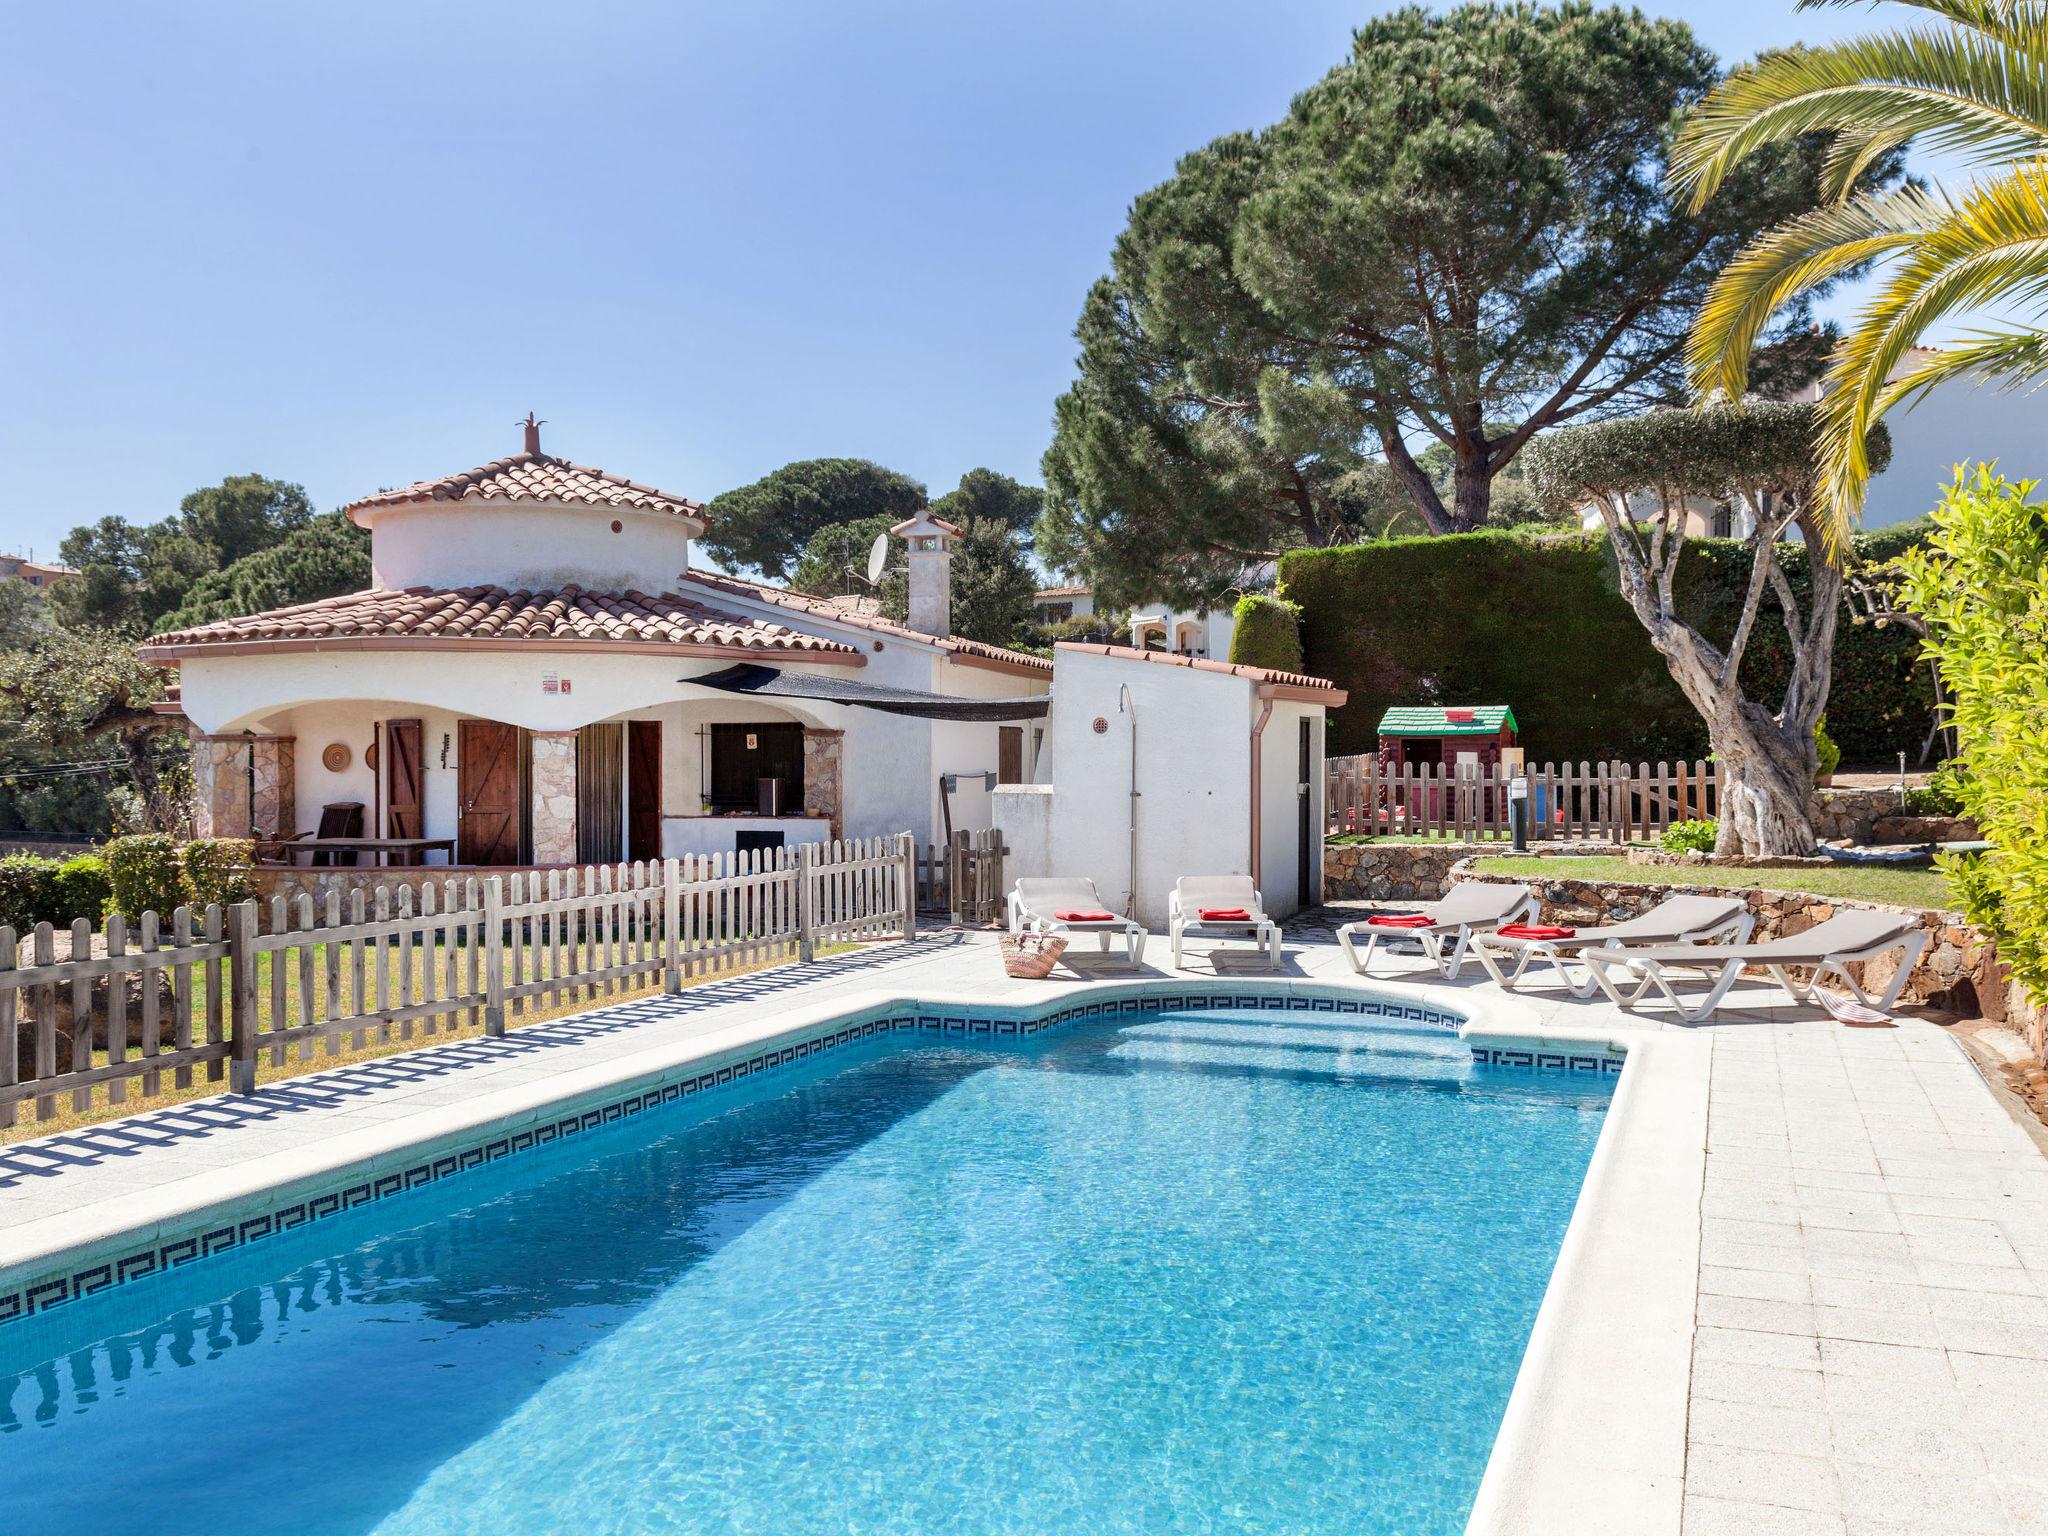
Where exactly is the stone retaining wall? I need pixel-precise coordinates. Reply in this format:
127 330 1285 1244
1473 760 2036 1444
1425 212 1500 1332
1323 840 1630 902
1811 785 1905 843
248 865 490 907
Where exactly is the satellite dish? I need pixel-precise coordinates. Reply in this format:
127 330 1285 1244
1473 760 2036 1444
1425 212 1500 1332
865 533 890 586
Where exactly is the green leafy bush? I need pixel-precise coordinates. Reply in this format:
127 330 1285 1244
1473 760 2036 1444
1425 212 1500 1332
1814 717 1841 783
50 855 110 925
1904 759 1969 818
102 833 191 920
1228 594 1305 674
1660 819 1719 854
1280 523 1932 762
183 838 255 908
1897 468 2048 1003
0 854 57 933
1938 849 2004 938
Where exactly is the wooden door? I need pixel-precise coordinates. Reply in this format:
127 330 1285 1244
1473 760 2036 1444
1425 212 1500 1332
628 720 663 862
384 719 424 839
998 726 1024 785
457 720 522 865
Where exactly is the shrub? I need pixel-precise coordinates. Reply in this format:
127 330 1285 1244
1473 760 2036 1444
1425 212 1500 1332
1814 716 1841 783
1228 594 1305 674
183 838 255 908
49 854 110 925
1938 849 2004 937
1280 523 1933 762
1904 759 1969 818
102 833 191 920
0 853 57 933
1661 819 1719 854
1896 468 2048 1003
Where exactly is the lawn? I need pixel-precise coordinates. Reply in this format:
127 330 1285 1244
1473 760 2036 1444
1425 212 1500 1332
1466 855 1954 911
2 937 853 1145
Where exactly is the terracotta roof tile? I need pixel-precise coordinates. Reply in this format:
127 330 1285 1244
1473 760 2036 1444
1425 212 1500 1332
1054 642 1345 698
683 568 1054 675
1033 584 1091 599
344 451 705 524
139 585 861 661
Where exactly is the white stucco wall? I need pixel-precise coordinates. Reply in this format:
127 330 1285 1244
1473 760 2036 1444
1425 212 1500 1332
1001 649 1256 930
365 501 698 592
1256 700 1325 913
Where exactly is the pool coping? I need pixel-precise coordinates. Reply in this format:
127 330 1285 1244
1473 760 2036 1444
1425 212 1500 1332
1464 1024 1705 1536
0 972 1680 1536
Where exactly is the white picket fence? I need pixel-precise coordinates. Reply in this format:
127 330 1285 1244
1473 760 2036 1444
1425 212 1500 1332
0 835 916 1127
1326 756 1722 842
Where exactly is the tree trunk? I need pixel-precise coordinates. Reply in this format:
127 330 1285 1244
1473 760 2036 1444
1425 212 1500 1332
1449 450 1491 533
1711 700 1820 857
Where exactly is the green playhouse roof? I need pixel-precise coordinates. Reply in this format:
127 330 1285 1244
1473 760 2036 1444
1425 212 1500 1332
1376 705 1517 738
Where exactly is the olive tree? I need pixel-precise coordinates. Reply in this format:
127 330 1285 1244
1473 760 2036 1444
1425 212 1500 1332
1526 400 1889 854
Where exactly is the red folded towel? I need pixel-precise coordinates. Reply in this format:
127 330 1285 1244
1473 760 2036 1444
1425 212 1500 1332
1054 909 1117 923
1498 923 1577 941
1198 907 1252 922
1367 913 1435 929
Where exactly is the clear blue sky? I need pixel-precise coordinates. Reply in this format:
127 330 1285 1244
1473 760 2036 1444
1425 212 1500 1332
0 0 1894 558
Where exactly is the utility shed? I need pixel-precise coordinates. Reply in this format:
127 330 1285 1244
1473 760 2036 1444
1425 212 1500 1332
992 644 1347 929
1376 705 1519 772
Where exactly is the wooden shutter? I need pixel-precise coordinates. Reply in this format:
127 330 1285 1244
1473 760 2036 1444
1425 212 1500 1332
628 720 663 862
998 726 1024 785
385 719 424 839
577 724 625 865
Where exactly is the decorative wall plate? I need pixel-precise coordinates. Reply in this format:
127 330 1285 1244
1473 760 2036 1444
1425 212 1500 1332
322 742 352 773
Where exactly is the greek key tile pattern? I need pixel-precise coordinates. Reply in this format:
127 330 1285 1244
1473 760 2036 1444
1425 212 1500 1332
0 988 1616 1329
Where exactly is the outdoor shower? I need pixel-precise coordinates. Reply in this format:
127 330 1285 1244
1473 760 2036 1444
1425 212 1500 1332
1118 683 1138 918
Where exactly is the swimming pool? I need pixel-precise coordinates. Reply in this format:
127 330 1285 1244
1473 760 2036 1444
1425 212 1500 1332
0 1003 1610 1535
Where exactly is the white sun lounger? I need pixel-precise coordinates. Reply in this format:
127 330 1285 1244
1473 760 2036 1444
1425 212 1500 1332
1576 909 1928 1024
1168 876 1282 969
1008 877 1147 966
1469 893 1753 997
1335 881 1538 979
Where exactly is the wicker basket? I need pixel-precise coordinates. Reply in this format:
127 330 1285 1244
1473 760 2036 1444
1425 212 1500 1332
1000 933 1068 979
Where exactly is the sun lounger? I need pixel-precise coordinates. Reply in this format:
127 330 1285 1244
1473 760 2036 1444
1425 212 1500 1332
1576 909 1928 1023
1168 876 1283 969
1335 881 1538 979
1007 877 1147 966
1469 893 1753 997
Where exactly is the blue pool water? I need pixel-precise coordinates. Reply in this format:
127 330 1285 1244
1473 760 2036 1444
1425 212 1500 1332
0 1007 1610 1535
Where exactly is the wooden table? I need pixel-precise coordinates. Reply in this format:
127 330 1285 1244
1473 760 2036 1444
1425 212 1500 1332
255 837 458 869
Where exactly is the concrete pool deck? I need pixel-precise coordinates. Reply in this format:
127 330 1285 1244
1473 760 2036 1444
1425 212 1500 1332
4 917 2045 1535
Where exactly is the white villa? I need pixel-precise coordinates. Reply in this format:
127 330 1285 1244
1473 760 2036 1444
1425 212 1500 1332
141 422 1052 868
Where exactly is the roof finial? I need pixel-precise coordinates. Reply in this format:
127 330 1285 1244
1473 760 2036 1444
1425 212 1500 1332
520 411 545 456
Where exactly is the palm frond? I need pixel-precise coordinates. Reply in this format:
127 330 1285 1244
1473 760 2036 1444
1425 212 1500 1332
1797 0 2041 27
1672 27 2048 205
1820 121 1916 202
1809 164 2048 545
1687 188 1945 399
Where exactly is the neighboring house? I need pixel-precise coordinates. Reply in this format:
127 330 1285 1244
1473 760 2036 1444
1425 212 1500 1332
0 554 76 590
1030 585 1094 624
1039 562 1275 661
140 423 1051 865
1857 347 2045 528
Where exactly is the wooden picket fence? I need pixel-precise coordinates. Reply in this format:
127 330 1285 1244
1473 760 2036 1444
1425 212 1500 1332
0 835 916 1127
1325 756 1722 843
911 829 1008 925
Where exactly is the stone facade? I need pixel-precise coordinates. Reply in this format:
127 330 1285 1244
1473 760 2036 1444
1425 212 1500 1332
802 728 845 840
249 736 296 840
529 732 578 866
190 732 252 839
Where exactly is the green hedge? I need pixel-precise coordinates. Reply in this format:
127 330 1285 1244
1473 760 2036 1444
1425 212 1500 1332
1227 594 1305 673
1281 524 1931 763
0 851 111 933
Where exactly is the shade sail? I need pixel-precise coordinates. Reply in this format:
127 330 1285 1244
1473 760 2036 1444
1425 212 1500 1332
685 663 1052 721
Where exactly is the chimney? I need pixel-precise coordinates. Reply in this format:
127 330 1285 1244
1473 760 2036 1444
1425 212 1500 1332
520 411 544 456
892 509 961 637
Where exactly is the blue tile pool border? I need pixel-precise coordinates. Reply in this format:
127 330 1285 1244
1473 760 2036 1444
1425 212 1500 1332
0 986 1622 1329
